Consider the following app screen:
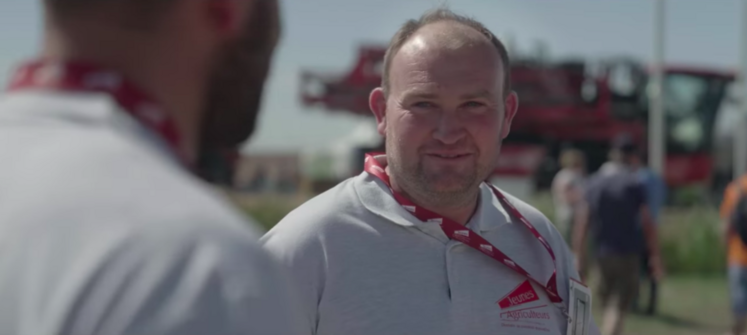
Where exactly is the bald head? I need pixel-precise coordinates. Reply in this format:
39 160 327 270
405 21 493 52
381 8 510 97
389 21 504 100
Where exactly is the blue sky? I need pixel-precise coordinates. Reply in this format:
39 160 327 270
0 0 743 153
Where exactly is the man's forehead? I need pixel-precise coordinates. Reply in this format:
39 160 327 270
389 22 503 96
399 21 494 56
401 86 496 100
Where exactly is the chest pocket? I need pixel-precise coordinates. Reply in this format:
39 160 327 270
492 280 564 335
446 244 565 335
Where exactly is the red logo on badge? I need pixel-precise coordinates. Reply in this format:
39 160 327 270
498 280 540 309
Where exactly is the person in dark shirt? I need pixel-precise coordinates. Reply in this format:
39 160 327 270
573 134 663 335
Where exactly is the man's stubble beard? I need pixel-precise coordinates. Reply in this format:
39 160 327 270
200 35 272 151
199 0 279 152
386 133 499 211
195 2 278 182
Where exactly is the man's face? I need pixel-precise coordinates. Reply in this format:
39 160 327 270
200 0 280 150
372 23 518 201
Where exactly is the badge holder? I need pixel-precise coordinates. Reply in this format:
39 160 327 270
567 278 592 335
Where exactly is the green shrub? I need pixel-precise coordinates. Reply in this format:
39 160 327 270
237 197 304 232
528 193 726 276
658 206 725 275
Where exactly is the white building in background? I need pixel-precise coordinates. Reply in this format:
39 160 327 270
714 82 743 174
300 119 381 182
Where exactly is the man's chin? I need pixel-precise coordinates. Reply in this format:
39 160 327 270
420 175 476 195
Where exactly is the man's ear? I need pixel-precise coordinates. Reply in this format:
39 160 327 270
204 0 246 36
369 87 387 137
500 91 519 139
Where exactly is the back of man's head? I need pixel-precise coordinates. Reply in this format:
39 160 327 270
610 134 639 165
40 0 281 175
44 0 177 29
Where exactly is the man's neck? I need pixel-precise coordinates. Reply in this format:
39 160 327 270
386 166 480 226
42 19 205 163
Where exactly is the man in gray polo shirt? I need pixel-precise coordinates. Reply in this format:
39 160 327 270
262 8 600 335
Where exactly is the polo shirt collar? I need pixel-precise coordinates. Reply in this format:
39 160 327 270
354 170 512 233
467 183 512 233
1 91 183 168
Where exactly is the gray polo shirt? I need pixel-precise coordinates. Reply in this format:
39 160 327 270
262 172 601 335
0 91 304 335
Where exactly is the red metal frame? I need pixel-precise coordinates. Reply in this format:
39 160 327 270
300 46 734 187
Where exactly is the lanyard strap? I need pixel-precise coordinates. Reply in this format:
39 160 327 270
364 153 563 305
6 60 188 167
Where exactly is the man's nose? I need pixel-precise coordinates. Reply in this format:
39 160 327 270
432 111 466 145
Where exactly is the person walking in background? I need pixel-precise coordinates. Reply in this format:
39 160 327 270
0 0 305 334
631 152 667 315
573 134 663 335
263 7 600 335
552 148 587 244
721 173 747 335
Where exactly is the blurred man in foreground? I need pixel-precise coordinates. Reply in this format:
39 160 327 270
263 8 600 335
0 0 304 334
574 135 663 335
721 172 747 335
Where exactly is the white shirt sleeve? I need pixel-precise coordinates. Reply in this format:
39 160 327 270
61 228 305 335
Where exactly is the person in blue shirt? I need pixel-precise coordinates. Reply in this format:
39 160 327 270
634 154 667 223
631 152 667 315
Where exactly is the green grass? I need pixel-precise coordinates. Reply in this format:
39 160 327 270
230 193 307 232
592 275 731 335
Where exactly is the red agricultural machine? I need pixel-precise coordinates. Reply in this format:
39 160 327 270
300 45 737 195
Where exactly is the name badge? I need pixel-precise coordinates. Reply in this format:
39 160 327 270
567 278 592 335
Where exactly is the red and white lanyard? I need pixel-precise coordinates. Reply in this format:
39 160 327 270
6 60 189 167
364 153 569 318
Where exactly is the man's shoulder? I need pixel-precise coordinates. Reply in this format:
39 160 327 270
590 167 639 186
262 175 366 241
737 175 747 190
0 95 257 236
585 171 604 187
724 176 747 204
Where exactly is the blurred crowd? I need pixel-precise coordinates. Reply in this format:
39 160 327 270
553 134 747 335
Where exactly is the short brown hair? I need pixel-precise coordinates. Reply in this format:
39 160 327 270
381 7 511 97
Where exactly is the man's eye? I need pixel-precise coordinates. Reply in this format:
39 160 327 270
412 101 436 109
463 101 485 108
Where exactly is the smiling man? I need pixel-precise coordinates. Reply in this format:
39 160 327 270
262 8 600 335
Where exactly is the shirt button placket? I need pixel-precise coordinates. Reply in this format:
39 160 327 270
444 241 464 303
